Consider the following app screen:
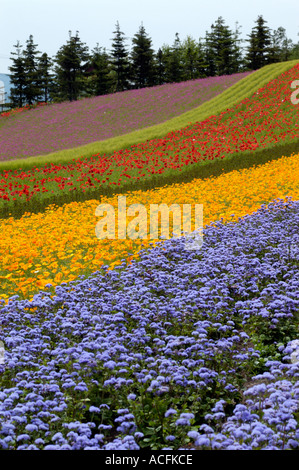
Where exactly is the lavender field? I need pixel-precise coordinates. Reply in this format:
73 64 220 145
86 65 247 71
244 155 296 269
0 198 298 450
0 72 251 161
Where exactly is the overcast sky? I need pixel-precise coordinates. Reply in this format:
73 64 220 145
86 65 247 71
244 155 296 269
1 0 298 74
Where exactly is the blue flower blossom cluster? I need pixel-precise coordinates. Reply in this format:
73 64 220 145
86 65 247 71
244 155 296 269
0 198 298 450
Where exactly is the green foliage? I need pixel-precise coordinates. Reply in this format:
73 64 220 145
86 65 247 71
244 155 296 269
131 23 156 88
110 22 131 92
164 33 184 83
86 45 112 96
205 17 243 76
269 27 294 63
52 31 89 102
37 52 54 103
6 17 299 105
22 35 41 105
245 15 272 69
8 41 27 108
9 38 54 107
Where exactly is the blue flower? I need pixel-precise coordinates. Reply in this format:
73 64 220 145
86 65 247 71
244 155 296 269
165 435 176 441
165 408 177 418
127 393 137 401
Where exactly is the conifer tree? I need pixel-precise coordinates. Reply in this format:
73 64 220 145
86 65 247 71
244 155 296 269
37 52 54 103
158 44 172 83
53 31 89 102
131 23 155 88
196 38 208 77
87 44 112 96
205 17 240 76
204 27 217 77
164 33 183 83
181 36 199 81
110 21 131 92
155 48 166 85
9 41 26 108
22 35 41 105
245 15 272 69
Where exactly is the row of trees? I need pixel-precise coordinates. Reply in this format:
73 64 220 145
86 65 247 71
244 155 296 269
8 16 299 107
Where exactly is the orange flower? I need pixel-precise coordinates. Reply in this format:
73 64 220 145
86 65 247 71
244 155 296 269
0 152 298 302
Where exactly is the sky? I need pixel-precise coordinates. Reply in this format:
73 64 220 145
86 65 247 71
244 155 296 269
1 0 298 74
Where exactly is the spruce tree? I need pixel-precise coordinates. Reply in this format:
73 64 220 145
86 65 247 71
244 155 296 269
164 33 183 83
53 31 89 102
158 44 172 83
181 36 199 81
196 38 208 77
245 15 272 69
155 48 166 85
204 27 217 77
87 44 112 96
205 17 240 76
23 35 41 105
131 23 155 88
110 21 131 92
37 52 54 103
9 41 26 108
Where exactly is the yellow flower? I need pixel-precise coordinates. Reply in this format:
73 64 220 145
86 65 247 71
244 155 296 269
0 152 298 301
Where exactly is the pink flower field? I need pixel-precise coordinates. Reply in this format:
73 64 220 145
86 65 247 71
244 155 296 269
0 72 251 161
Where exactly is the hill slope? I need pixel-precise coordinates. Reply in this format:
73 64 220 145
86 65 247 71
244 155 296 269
0 60 299 219
0 72 251 162
0 60 298 171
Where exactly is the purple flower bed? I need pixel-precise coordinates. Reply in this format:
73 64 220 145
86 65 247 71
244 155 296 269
0 72 251 161
0 197 298 450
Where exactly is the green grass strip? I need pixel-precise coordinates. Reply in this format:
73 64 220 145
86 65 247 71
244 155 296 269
1 59 298 172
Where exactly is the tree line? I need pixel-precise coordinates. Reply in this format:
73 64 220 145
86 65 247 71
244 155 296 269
8 15 299 107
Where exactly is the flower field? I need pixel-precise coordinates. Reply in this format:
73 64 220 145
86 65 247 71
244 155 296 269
0 152 298 302
0 199 298 450
0 61 299 451
0 72 251 161
0 64 298 219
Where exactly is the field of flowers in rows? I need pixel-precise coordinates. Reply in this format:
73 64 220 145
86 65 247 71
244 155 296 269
0 62 298 451
0 152 298 302
0 72 251 161
0 198 298 450
0 65 297 219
